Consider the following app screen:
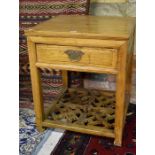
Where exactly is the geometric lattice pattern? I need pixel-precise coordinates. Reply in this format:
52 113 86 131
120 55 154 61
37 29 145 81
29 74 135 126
48 88 115 130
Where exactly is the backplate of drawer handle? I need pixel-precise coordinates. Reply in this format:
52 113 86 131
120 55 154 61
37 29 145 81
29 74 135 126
64 50 84 62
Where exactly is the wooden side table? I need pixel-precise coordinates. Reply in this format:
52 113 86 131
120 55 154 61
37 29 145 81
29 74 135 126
25 15 135 146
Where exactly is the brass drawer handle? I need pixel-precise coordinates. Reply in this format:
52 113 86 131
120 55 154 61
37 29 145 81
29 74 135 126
65 50 84 62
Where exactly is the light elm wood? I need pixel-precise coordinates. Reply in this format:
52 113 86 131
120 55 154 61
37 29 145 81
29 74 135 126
25 15 135 146
36 44 118 69
25 15 135 40
27 38 44 132
35 62 118 74
114 42 127 146
62 70 68 88
29 37 125 48
42 120 115 138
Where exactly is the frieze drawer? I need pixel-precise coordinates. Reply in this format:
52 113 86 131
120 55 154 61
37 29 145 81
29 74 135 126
36 44 118 68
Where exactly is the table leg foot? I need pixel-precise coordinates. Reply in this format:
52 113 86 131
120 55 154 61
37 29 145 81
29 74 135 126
114 139 122 147
36 126 45 132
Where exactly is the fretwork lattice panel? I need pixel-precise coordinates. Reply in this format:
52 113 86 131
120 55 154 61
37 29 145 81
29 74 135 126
47 88 115 130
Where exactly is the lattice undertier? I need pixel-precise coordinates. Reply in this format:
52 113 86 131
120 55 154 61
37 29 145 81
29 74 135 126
44 88 116 136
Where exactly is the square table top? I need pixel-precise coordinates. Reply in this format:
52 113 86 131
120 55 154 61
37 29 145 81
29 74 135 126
25 15 135 40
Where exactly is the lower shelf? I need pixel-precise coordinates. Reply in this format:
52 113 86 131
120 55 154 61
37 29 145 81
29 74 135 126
43 88 116 138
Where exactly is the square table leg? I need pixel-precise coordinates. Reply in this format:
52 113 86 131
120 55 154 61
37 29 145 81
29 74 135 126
114 43 127 146
27 38 44 132
62 70 68 87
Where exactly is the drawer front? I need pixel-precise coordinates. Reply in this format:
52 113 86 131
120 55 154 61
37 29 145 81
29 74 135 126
36 44 117 68
89 48 117 68
36 45 89 64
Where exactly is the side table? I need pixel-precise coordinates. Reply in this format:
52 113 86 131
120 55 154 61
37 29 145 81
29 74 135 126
25 15 135 146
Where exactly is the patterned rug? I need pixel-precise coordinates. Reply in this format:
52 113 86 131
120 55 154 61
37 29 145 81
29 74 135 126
51 104 136 155
19 108 52 155
19 0 89 105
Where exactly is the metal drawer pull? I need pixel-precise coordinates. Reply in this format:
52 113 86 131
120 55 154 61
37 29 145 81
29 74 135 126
65 50 84 62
